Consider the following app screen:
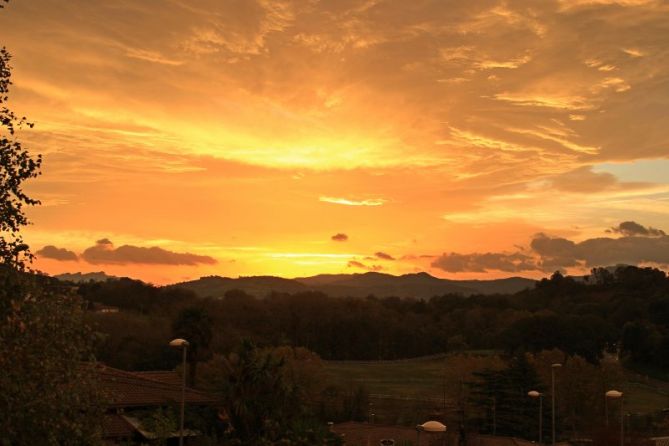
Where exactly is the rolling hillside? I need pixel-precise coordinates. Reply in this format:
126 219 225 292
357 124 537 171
169 271 535 299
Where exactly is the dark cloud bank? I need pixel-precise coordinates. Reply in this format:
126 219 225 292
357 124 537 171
38 239 216 266
432 221 669 273
347 260 383 272
36 245 79 261
374 251 395 261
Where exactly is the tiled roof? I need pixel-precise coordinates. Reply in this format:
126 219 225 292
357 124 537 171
122 416 200 440
102 414 135 438
97 365 219 408
133 370 182 386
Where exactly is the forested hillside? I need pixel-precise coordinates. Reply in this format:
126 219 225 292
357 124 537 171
167 272 536 299
75 265 669 376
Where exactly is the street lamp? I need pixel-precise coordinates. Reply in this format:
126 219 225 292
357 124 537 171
551 363 561 446
416 421 447 445
528 390 543 445
170 338 190 446
606 390 624 446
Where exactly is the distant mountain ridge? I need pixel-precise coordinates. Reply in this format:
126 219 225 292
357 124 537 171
167 275 309 298
54 270 536 298
54 271 118 283
168 271 536 299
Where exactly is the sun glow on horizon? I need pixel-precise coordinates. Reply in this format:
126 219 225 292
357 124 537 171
2 0 667 283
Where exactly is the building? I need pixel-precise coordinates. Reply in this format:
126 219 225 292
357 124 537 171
98 365 221 444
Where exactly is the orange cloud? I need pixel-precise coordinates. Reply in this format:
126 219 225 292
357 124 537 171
319 196 387 206
81 239 217 266
0 0 666 282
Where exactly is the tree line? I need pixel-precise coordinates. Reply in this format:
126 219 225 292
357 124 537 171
79 265 669 376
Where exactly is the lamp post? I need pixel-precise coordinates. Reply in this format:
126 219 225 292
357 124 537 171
528 391 543 445
606 390 624 446
551 363 561 446
170 338 190 446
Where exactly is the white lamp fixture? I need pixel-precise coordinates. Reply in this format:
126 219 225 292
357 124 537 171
169 338 190 348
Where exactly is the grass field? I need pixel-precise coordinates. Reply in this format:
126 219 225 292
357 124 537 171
621 372 669 413
323 355 669 415
325 356 450 398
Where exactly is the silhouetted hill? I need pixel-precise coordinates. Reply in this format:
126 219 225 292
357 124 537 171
295 271 474 298
54 271 118 283
457 277 538 295
169 275 309 298
169 272 535 299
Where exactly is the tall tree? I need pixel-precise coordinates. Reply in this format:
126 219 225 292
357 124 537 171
0 272 103 445
198 341 340 445
172 306 213 386
1 40 41 270
0 3 102 443
469 355 545 439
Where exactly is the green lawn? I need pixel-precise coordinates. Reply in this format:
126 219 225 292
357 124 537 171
323 355 669 414
324 357 449 398
622 371 669 413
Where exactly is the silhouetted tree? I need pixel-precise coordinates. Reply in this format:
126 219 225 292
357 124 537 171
0 5 102 442
172 306 213 386
621 321 659 364
199 341 340 445
0 270 103 444
469 355 544 439
1 38 41 269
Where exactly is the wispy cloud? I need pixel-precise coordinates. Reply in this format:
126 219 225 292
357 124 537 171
125 48 183 66
319 196 387 206
1 0 667 281
493 93 593 111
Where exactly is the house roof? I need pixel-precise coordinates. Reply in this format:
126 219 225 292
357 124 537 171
133 370 182 386
102 414 135 438
97 365 219 408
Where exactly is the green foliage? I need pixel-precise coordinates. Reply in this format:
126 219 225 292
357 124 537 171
341 385 370 422
172 306 214 386
502 313 611 363
200 341 341 445
621 321 660 364
90 310 178 371
0 269 103 445
0 20 101 442
138 407 178 445
0 41 41 269
81 265 669 376
468 355 545 440
221 340 301 441
78 277 195 315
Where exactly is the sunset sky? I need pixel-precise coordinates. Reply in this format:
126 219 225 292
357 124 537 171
2 0 668 284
